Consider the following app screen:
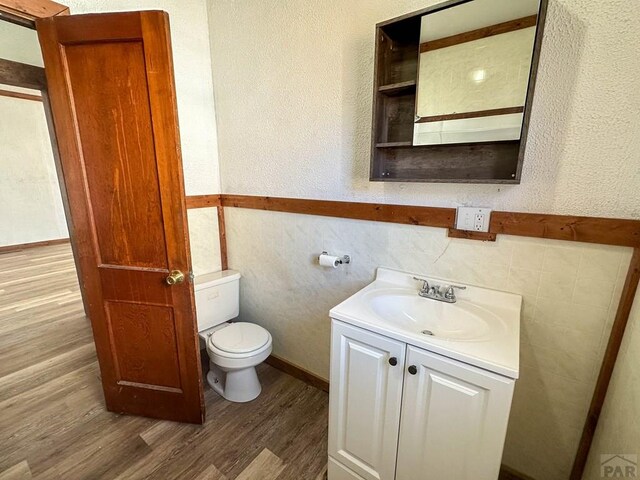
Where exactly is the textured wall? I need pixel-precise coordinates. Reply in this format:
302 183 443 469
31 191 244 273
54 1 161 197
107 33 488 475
226 207 631 480
64 0 222 273
209 0 640 219
584 288 640 479
0 96 68 246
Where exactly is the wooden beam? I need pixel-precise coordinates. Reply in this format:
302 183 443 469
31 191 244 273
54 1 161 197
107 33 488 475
0 0 68 27
184 194 221 209
416 106 524 124
570 248 640 480
0 58 46 90
420 15 538 53
217 206 228 270
0 87 42 102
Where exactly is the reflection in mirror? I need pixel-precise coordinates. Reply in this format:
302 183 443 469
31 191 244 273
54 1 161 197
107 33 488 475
414 0 540 146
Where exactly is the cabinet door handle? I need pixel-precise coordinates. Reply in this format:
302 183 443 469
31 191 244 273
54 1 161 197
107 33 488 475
388 357 398 366
408 365 417 375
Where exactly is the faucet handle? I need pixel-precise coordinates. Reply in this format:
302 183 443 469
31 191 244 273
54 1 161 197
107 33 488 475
413 277 429 291
443 284 466 299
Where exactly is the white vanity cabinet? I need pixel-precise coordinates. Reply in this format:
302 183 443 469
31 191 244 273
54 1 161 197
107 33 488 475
328 320 515 480
395 346 515 480
328 321 406 480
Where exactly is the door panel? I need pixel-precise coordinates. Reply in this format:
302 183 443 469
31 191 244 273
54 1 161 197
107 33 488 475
64 40 168 268
329 320 405 480
396 347 514 480
106 302 182 389
36 11 204 423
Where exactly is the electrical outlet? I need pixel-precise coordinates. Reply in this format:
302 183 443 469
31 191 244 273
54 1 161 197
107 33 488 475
455 207 492 233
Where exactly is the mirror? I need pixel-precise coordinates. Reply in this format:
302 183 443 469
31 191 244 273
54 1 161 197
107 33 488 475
413 0 540 146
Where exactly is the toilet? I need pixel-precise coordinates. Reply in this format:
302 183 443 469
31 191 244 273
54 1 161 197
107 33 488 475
194 270 272 403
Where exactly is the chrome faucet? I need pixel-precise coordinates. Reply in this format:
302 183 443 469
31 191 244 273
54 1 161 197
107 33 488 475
413 277 466 303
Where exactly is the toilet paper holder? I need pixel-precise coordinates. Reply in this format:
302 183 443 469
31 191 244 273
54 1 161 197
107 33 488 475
320 251 351 265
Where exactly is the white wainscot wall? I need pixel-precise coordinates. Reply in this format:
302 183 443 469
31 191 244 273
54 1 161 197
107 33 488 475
225 207 631 480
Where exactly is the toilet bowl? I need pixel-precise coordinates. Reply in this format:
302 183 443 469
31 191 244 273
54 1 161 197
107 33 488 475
201 322 272 402
194 270 272 403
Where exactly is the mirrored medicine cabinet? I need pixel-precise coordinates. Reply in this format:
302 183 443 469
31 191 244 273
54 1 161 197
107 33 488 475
370 0 548 183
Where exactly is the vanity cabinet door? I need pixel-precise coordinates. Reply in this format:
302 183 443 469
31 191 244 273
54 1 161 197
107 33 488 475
396 347 515 480
329 320 406 480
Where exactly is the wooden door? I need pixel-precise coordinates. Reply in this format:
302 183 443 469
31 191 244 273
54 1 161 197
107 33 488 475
328 320 405 480
396 346 515 480
35 11 205 424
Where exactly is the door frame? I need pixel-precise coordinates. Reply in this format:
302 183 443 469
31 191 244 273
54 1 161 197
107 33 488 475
0 0 68 28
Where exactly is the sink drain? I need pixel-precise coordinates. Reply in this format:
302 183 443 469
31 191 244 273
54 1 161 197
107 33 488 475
421 329 434 336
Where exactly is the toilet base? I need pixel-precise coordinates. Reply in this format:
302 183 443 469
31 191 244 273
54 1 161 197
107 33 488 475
207 362 262 403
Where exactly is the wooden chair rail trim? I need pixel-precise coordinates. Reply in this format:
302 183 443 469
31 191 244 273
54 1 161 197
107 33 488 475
420 15 538 53
570 248 640 479
0 87 42 102
184 194 221 209
183 194 640 249
220 194 456 229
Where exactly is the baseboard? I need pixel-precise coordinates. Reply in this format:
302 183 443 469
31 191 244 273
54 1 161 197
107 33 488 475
265 354 329 393
0 238 70 254
498 465 536 480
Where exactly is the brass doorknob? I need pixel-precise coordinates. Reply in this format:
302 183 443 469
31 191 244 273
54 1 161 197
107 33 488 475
166 270 185 285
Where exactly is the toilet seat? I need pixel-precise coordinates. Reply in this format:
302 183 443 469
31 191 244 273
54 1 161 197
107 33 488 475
209 322 270 354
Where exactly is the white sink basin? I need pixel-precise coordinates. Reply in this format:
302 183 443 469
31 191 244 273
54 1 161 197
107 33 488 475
330 268 521 378
364 288 507 342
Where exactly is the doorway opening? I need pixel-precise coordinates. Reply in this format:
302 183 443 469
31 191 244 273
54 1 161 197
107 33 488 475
1 4 207 424
0 12 93 401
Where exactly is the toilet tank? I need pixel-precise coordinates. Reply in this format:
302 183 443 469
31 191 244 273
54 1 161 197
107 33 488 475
194 270 241 331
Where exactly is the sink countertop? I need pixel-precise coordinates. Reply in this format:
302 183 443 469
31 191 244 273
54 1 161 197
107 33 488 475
330 267 521 379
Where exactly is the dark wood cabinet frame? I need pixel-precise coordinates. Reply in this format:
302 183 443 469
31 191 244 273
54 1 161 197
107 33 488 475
370 0 548 183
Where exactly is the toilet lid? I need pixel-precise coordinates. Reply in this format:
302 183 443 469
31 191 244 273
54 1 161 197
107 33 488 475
210 322 270 354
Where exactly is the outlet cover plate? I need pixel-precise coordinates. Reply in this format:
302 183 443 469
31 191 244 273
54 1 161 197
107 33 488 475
455 207 492 232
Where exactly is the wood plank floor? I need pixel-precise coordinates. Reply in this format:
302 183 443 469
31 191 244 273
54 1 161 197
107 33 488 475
0 244 329 480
